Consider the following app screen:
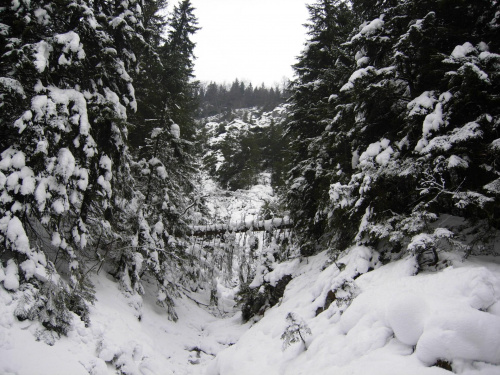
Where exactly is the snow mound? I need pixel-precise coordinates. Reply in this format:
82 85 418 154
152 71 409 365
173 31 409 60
207 248 500 374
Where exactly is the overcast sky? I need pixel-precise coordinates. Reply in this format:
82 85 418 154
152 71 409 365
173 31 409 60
188 0 312 87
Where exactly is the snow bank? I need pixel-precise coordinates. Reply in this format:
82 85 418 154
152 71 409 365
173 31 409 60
207 248 500 374
451 42 475 59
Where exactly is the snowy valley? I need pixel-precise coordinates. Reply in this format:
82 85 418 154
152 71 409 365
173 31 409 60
3 107 500 375
2 0 500 374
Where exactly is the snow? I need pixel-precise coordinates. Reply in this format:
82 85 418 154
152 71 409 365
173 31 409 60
360 18 384 35
11 150 25 169
2 168 500 375
451 42 475 59
157 165 168 179
34 8 50 25
3 103 500 375
359 139 393 166
33 41 52 73
104 88 127 120
448 155 469 169
351 17 385 41
420 121 483 154
0 77 25 97
4 216 31 255
208 250 500 375
50 87 91 136
0 273 248 375
75 167 89 190
341 66 374 92
55 31 85 60
422 102 444 135
407 91 436 117
459 62 489 83
150 127 162 138
56 148 76 182
171 123 181 139
2 260 20 292
484 178 500 194
19 166 36 195
52 198 66 214
99 155 113 178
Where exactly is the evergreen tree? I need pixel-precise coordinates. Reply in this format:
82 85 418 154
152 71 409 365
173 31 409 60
128 0 170 149
286 0 500 261
161 0 200 140
0 0 144 330
285 0 356 255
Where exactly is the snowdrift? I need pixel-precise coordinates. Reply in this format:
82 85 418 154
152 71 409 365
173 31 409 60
207 247 500 375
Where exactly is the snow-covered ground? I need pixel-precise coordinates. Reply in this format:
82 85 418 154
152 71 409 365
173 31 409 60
207 248 500 375
3 107 500 374
2 212 500 374
0 171 277 375
0 271 248 375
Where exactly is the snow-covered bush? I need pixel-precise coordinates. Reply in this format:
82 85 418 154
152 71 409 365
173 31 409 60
14 279 73 337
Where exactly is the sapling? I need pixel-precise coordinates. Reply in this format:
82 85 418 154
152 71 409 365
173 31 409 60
281 312 312 350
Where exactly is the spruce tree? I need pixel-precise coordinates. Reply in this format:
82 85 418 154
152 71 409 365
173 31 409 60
0 0 144 330
286 0 500 260
161 0 200 140
286 0 356 255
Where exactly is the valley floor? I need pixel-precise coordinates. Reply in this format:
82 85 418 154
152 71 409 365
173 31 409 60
0 271 248 375
3 248 500 375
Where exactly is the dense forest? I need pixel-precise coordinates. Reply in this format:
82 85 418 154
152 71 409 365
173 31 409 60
285 0 500 260
0 0 203 329
1 0 500 371
196 79 286 117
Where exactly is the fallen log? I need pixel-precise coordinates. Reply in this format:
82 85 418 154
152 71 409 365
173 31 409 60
191 217 293 237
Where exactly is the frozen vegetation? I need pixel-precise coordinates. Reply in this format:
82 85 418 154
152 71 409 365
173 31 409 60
2 108 500 374
1 0 500 374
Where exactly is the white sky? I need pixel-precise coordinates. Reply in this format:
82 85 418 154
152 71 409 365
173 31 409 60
188 0 312 87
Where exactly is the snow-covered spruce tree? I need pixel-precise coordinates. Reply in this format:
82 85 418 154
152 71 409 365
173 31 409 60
0 0 143 332
281 312 312 351
216 129 261 191
125 121 202 321
114 0 203 321
285 0 356 255
128 0 169 150
160 0 200 141
293 0 500 260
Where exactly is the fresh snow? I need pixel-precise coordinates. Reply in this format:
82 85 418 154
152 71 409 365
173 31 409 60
451 42 475 59
0 77 25 98
207 250 500 375
359 138 393 166
3 234 499 374
33 41 52 73
0 272 248 375
171 123 181 139
2 106 500 375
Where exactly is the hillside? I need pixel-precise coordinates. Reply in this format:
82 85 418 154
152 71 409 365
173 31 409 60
208 248 500 375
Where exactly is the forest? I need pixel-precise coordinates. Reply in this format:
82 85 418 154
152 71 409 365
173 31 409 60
1 0 500 374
